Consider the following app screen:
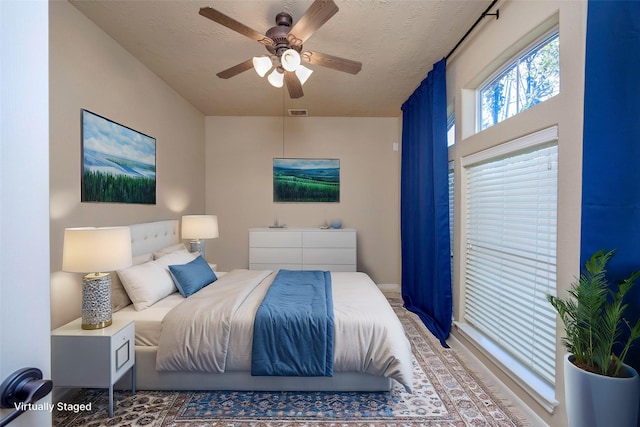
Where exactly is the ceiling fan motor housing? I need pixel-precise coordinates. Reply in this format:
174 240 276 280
265 12 302 57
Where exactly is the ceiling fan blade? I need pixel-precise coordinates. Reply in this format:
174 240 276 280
199 7 274 47
216 58 255 79
284 71 304 99
302 51 362 75
288 0 339 44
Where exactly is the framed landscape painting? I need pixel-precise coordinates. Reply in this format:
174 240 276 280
273 158 340 203
81 109 156 204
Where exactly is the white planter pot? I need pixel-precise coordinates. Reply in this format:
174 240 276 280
564 354 640 427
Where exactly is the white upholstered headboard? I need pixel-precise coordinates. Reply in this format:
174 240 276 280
129 220 180 256
51 219 180 329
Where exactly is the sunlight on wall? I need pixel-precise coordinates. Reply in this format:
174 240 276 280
165 188 191 213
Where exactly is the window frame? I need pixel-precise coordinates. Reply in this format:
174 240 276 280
458 126 560 412
476 27 560 132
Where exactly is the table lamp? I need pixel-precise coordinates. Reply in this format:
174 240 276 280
181 215 219 259
62 226 132 330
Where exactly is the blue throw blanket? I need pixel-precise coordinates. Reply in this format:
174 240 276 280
251 270 334 377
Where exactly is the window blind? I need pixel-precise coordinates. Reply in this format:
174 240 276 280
463 130 558 384
448 163 455 260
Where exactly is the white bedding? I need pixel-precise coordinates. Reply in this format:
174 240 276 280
114 293 183 346
154 269 413 392
115 271 227 346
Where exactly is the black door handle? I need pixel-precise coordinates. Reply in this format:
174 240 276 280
0 368 53 427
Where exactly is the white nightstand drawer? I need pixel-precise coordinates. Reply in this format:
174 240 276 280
111 321 134 379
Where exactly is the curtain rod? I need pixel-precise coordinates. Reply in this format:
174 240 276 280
445 0 499 60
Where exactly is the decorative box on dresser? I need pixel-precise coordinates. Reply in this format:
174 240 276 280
51 318 135 417
249 227 357 271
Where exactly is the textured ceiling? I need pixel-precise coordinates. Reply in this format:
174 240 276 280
69 0 490 117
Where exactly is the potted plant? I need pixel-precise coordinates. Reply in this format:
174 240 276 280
547 249 640 427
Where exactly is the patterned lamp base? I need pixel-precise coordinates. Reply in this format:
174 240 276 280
190 240 205 259
82 273 112 330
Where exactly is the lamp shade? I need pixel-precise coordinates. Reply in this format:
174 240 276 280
295 64 313 85
181 215 219 240
252 56 273 77
281 49 301 72
267 68 284 88
62 227 132 273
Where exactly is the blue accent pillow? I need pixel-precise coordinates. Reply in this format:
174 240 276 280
168 256 217 297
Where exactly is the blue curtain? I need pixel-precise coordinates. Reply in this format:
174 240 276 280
400 59 452 347
581 0 640 375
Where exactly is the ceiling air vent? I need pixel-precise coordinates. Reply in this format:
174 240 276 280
288 109 308 117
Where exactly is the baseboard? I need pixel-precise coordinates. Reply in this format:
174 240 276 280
377 283 400 292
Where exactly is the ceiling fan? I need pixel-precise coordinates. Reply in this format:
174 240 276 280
199 0 362 99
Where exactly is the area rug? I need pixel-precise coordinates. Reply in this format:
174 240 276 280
53 297 530 426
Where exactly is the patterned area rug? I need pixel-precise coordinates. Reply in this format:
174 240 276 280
53 298 530 426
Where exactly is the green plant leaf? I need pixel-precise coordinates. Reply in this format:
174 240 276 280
546 249 640 376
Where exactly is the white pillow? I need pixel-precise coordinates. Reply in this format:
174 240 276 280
118 250 196 310
111 253 154 312
154 250 195 268
153 243 188 259
134 253 155 265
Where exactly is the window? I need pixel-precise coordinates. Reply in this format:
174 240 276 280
447 114 456 147
461 127 558 388
479 31 559 131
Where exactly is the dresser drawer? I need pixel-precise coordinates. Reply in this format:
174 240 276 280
303 248 356 265
250 263 302 271
250 247 302 264
250 231 302 247
303 231 356 248
303 264 356 272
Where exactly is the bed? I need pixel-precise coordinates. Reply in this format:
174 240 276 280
112 220 413 392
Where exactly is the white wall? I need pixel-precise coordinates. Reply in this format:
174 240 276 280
446 1 587 426
205 116 402 285
0 1 52 425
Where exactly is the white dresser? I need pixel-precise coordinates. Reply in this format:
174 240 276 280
249 227 357 271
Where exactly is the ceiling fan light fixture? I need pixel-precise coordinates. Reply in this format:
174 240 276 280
295 65 313 86
281 49 301 72
267 67 284 88
252 56 273 77
200 2 363 99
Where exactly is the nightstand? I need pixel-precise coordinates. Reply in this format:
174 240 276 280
51 318 136 417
